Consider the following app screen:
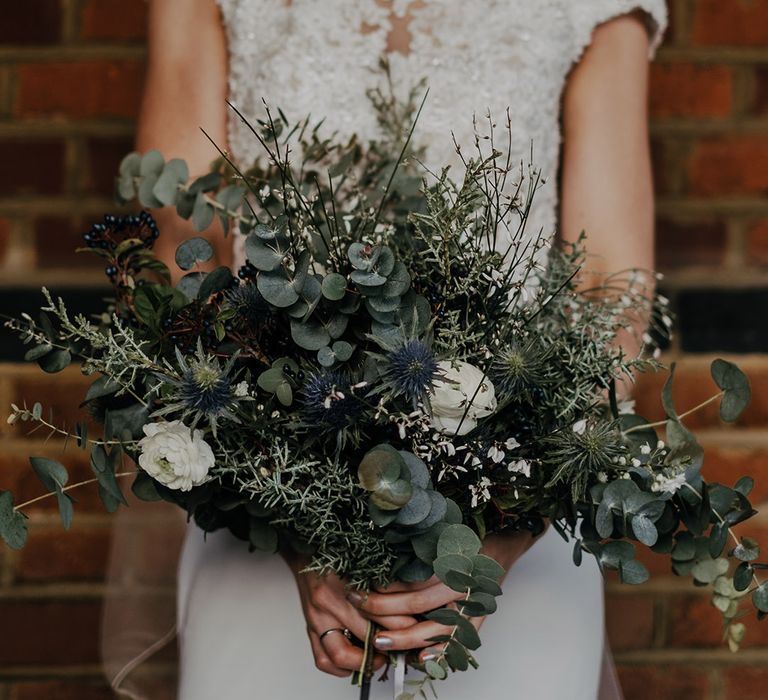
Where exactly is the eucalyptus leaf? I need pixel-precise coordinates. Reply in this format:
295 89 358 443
437 524 482 558
321 273 347 301
0 491 27 549
38 349 71 373
191 192 215 231
258 271 300 308
175 237 214 271
711 359 751 422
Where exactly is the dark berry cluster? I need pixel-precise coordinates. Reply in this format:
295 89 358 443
82 211 160 250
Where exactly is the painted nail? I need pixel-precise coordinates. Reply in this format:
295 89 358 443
421 652 438 662
374 636 393 650
347 591 364 606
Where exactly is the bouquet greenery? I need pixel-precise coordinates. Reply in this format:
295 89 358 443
2 88 765 697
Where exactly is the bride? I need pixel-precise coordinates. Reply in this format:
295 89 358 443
129 1 667 697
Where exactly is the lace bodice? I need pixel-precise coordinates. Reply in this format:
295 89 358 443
217 0 666 264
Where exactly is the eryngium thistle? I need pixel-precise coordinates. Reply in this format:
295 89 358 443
224 283 272 328
489 339 554 404
299 370 359 431
180 359 233 417
382 339 439 403
544 420 626 500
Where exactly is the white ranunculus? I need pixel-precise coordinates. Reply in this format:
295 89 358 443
429 360 497 436
138 420 214 491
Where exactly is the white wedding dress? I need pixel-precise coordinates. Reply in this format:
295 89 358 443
175 2 667 698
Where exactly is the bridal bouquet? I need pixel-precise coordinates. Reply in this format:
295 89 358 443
3 87 766 697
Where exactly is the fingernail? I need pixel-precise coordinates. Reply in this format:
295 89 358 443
374 636 393 650
347 591 363 606
421 652 437 662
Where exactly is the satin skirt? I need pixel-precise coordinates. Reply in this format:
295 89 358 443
176 524 606 700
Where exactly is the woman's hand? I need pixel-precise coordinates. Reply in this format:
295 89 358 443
284 551 417 677
347 529 541 662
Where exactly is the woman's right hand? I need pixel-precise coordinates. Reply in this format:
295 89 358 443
285 552 416 677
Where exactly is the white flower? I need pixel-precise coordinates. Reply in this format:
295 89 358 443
651 472 687 494
234 381 250 398
572 419 588 435
508 459 531 478
505 437 521 451
640 443 651 455
429 361 497 436
469 477 493 508
488 445 505 463
138 420 214 492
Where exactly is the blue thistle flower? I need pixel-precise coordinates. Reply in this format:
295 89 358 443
224 283 272 328
382 339 438 403
299 370 360 431
180 359 233 417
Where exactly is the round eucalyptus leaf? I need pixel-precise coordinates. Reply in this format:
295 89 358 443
368 501 398 527
331 341 354 362
348 242 373 271
599 541 635 568
117 174 136 202
258 271 300 308
366 305 397 324
176 271 205 301
465 591 497 615
425 660 447 681
371 479 413 511
175 237 214 271
444 498 463 525
275 382 293 407
399 451 430 490
139 149 164 177
152 158 189 206
367 295 402 313
257 367 284 393
471 554 505 580
412 522 449 564
39 349 71 374
753 582 768 613
119 151 141 177
287 299 310 319
377 246 395 276
321 273 347 301
246 234 284 271
317 346 336 367
394 486 432 526
418 491 448 530
325 314 349 339
631 514 658 547
291 319 331 351
433 553 473 581
734 561 753 592
191 191 215 231
253 223 277 240
351 269 388 287
733 537 760 562
692 557 729 584
472 574 502 597
358 445 404 490
138 173 163 208
395 558 434 583
734 476 754 497
619 559 650 585
437 524 482 558
382 261 411 297
0 492 27 549
711 359 752 422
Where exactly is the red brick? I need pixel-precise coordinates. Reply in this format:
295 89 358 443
0 599 101 664
755 68 768 116
85 135 135 197
10 680 114 700
0 218 11 265
688 135 768 197
617 665 711 700
746 221 768 266
0 140 64 195
667 593 768 648
0 2 61 45
650 137 687 197
723 667 768 700
15 61 145 119
80 0 148 41
16 526 111 581
650 64 733 119
656 218 727 269
34 217 92 269
605 594 655 650
692 0 768 46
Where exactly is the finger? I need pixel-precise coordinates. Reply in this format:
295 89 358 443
350 583 462 617
372 620 453 652
320 626 371 672
414 616 486 664
307 630 350 678
372 576 439 593
365 614 420 630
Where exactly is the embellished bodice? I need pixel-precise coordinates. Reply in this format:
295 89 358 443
217 0 666 261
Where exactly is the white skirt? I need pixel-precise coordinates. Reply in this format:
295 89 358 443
176 525 606 699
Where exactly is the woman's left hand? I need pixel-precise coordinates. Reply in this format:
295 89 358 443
347 528 541 661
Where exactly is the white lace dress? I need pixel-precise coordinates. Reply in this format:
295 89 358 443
176 2 666 698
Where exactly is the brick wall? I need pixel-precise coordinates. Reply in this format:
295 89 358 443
0 1 767 699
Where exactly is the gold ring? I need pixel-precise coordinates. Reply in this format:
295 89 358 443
319 627 352 643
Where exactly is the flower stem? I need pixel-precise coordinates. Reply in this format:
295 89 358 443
13 471 136 511
623 391 724 435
